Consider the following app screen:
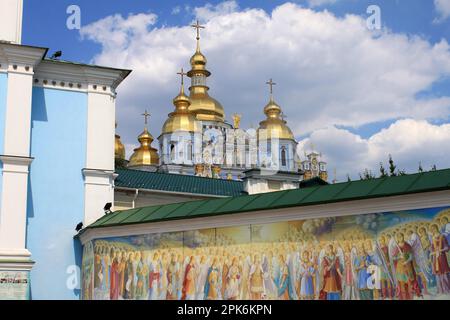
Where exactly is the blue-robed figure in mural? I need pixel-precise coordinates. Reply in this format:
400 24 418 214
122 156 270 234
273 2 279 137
277 254 296 300
204 257 222 300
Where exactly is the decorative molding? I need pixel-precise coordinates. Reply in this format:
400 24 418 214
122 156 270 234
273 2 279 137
0 155 33 165
33 60 130 96
83 168 116 187
79 190 450 244
0 248 34 270
0 43 46 69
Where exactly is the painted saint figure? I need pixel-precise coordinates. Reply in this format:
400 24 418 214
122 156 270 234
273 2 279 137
430 224 450 294
320 244 343 300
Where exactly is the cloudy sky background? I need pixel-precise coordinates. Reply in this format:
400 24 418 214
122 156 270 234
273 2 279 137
23 0 450 181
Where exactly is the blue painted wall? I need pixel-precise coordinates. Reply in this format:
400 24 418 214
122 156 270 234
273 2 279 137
0 73 8 213
27 87 87 300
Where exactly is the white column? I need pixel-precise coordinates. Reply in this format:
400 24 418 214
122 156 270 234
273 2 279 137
0 0 23 44
0 44 46 268
0 156 32 262
83 80 119 225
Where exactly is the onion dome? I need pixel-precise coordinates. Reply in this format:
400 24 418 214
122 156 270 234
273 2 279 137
186 20 225 122
162 68 200 134
128 111 160 167
258 79 295 141
114 123 125 160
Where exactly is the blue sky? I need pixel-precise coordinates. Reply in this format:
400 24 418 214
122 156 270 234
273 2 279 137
23 0 450 64
21 0 450 179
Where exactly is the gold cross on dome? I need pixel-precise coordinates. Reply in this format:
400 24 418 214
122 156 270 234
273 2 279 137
177 68 188 86
266 78 276 95
191 20 205 40
142 110 151 125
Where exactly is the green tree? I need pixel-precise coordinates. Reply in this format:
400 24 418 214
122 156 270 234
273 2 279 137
388 154 397 177
379 162 387 178
360 168 375 180
418 162 423 173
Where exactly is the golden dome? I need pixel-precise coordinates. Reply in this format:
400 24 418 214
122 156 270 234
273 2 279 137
162 76 200 134
189 87 225 122
258 97 295 141
186 22 225 122
115 134 125 160
128 127 160 167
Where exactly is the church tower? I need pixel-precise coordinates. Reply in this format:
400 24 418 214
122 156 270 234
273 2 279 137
0 0 23 44
128 111 160 172
159 68 202 174
187 21 226 123
257 79 298 172
301 147 328 181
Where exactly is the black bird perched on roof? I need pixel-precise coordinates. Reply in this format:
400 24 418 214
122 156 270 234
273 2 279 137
104 202 113 215
75 222 83 232
50 51 62 60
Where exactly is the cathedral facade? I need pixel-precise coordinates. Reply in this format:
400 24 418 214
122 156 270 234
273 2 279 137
116 22 318 183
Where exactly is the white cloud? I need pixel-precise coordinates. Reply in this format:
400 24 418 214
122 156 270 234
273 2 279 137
194 1 240 21
434 0 450 22
299 119 450 180
80 2 450 176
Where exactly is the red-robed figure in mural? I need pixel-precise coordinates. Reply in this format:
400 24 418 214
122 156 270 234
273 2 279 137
109 251 120 300
391 233 422 300
320 244 343 300
182 256 196 300
430 224 450 294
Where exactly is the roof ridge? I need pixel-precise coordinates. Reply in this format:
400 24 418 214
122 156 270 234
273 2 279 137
116 168 244 184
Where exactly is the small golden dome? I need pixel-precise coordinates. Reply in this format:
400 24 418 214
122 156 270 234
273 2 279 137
162 78 200 134
128 127 160 167
258 97 295 141
115 134 125 160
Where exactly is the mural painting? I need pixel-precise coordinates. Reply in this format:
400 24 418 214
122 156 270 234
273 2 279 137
81 206 450 300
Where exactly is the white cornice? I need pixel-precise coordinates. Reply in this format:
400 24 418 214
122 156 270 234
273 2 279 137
78 189 450 244
33 60 131 95
0 43 46 67
0 155 33 166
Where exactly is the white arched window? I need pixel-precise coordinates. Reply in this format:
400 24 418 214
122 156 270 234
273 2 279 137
187 141 193 161
170 144 175 161
281 147 287 167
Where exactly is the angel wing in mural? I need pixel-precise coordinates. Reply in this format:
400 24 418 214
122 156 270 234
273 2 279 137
408 231 433 283
375 240 395 289
196 260 210 300
239 255 252 300
262 254 277 299
387 235 399 290
316 248 326 297
336 246 345 271
350 246 360 300
287 253 299 300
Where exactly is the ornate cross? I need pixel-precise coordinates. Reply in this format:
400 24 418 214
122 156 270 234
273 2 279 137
177 68 188 86
266 78 276 95
191 20 205 40
142 110 151 125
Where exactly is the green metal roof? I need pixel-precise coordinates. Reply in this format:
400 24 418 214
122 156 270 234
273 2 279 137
115 169 245 197
89 169 450 229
